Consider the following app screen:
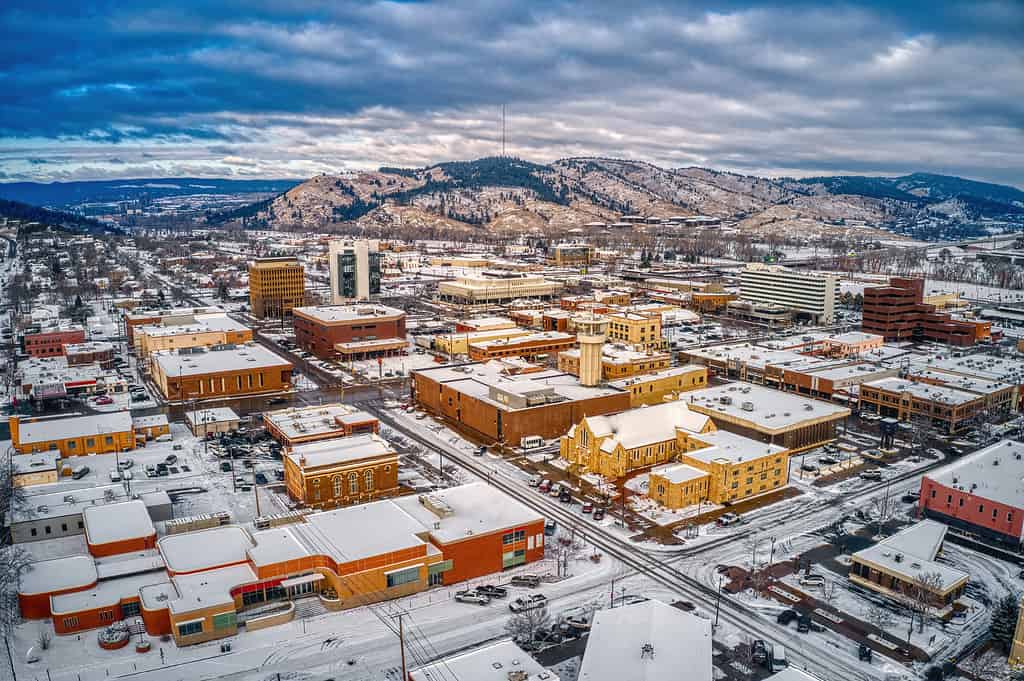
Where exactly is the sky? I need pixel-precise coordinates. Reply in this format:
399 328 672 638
0 0 1022 186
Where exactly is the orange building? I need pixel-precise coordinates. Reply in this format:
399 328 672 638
150 343 293 402
283 433 400 509
249 256 306 319
10 412 135 456
467 331 575 361
264 403 379 448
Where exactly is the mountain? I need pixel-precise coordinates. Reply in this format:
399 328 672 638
202 159 1024 238
0 178 303 208
0 198 122 235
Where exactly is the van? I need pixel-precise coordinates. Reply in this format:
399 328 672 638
109 470 122 482
528 475 542 487
520 435 544 450
770 645 788 671
72 466 90 480
155 434 173 442
717 512 741 526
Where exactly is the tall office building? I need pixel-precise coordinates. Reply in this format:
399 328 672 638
329 239 382 303
249 257 305 319
739 264 839 325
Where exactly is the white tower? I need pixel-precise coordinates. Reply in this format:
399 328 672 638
575 314 608 387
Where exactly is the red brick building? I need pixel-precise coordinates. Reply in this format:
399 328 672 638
22 327 86 357
862 277 990 346
919 439 1024 548
293 304 407 360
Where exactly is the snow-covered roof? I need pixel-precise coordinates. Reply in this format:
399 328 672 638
152 343 291 377
393 483 543 544
825 331 883 344
579 600 712 681
14 411 133 444
295 500 426 564
765 670 824 681
684 429 786 465
264 403 375 441
10 451 60 475
584 401 711 451
608 364 706 389
168 563 256 615
852 520 968 592
158 526 254 574
83 500 155 546
286 433 396 469
248 527 312 567
410 639 559 681
650 462 708 484
292 304 405 323
132 414 169 428
862 377 980 405
685 383 850 433
11 484 132 524
184 406 240 425
18 555 97 596
51 570 164 616
925 439 1024 509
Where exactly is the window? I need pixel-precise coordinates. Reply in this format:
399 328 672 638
386 566 420 588
68 441 77 450
99 611 114 623
332 476 342 498
61 523 68 532
658 484 666 495
105 436 113 445
178 621 203 637
349 472 359 495
62 616 80 629
312 479 320 502
122 601 140 618
364 469 374 491
978 504 984 513
86 438 95 447
45 526 51 535
212 612 237 630
958 498 964 507
502 532 515 545
30 528 37 537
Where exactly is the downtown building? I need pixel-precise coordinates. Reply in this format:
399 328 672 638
738 264 840 325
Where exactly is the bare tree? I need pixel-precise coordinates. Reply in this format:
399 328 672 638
864 604 895 632
0 545 31 635
960 649 1006 680
899 571 945 635
820 579 840 608
504 606 551 644
869 493 899 537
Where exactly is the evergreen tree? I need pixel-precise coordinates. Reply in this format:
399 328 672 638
991 594 1020 652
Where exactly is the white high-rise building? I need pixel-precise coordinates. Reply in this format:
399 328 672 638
328 239 381 303
739 264 839 324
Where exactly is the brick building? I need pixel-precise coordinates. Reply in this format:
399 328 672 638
150 344 293 402
10 411 135 456
264 403 379 448
63 341 116 368
862 277 991 346
467 331 575 362
283 433 399 509
22 327 86 357
412 363 630 445
859 377 989 433
292 304 407 360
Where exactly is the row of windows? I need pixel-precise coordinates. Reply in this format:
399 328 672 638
502 529 526 545
930 489 1015 520
311 468 382 500
29 519 84 537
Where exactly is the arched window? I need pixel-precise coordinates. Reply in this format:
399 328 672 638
332 476 342 498
312 478 320 501
364 469 374 491
348 472 358 495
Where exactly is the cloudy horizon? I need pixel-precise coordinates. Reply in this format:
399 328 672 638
1 1 1022 187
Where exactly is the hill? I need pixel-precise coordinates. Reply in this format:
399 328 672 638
0 198 121 235
0 178 303 208
200 158 1024 238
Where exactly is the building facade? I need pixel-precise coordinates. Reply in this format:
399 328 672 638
249 257 306 319
436 273 563 309
292 304 407 360
10 412 135 456
283 434 400 509
609 364 708 407
150 344 293 401
862 277 990 346
606 311 664 352
329 239 381 303
467 331 575 362
23 327 86 357
739 264 839 324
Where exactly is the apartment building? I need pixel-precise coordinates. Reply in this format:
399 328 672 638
249 257 306 319
22 327 86 357
739 264 839 324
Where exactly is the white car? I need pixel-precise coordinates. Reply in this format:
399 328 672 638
454 590 490 605
799 574 825 587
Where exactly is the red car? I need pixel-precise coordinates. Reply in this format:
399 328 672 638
94 396 114 405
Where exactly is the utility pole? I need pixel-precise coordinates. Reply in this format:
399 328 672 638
713 574 724 631
397 612 408 680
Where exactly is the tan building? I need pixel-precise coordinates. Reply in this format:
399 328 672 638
559 401 789 506
606 311 664 352
610 364 708 407
135 312 253 358
11 452 60 487
436 273 563 309
820 331 884 358
435 328 531 356
10 412 135 457
467 331 575 362
283 434 400 510
264 403 378 448
551 243 593 266
558 344 671 381
151 344 293 402
249 257 306 319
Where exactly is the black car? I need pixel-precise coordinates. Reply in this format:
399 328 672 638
475 584 508 599
776 609 798 625
254 472 269 485
220 461 232 472
267 396 287 405
901 492 920 504
592 507 606 521
797 615 811 633
858 644 873 662
165 454 178 465
558 489 572 503
510 574 541 588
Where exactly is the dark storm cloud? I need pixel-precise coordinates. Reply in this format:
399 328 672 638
0 0 1021 185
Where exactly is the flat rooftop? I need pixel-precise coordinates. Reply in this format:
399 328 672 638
469 330 574 350
862 377 980 405
826 331 883 344
926 439 1024 509
686 383 850 432
83 500 155 546
286 433 395 469
651 462 708 484
294 500 427 564
293 304 405 323
136 312 249 337
185 407 240 425
152 343 292 377
410 640 558 681
609 364 706 389
852 520 968 592
685 429 786 465
168 563 256 615
393 482 543 544
19 555 97 596
157 526 254 574
14 410 133 445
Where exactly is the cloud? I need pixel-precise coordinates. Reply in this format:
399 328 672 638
0 0 1021 186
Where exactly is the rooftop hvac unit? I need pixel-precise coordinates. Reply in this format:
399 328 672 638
741 401 754 412
720 396 733 405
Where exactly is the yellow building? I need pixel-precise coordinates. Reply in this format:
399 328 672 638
249 257 306 319
559 401 789 507
436 274 563 308
135 313 253 357
557 345 671 381
609 364 708 407
10 412 135 457
1011 596 1024 668
551 243 593 266
434 328 531 356
606 311 664 351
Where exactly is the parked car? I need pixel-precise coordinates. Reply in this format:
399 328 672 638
220 461 232 472
544 521 557 536
94 396 113 405
475 585 508 599
109 470 122 482
592 507 606 521
901 492 920 504
799 574 825 587
776 609 798 625
858 643 873 662
474 445 487 457
797 614 811 633
72 466 90 480
509 594 548 612
770 645 788 671
717 512 741 526
509 574 542 588
254 472 269 485
454 590 490 605
145 464 157 477
117 459 133 469
859 469 883 481
558 489 572 503
267 396 288 405
528 475 542 487
818 456 838 465
548 485 562 498
165 454 178 465
581 502 594 514
801 463 819 473
751 639 769 665
538 479 551 493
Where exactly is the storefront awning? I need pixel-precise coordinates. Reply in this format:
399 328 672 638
280 573 324 589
